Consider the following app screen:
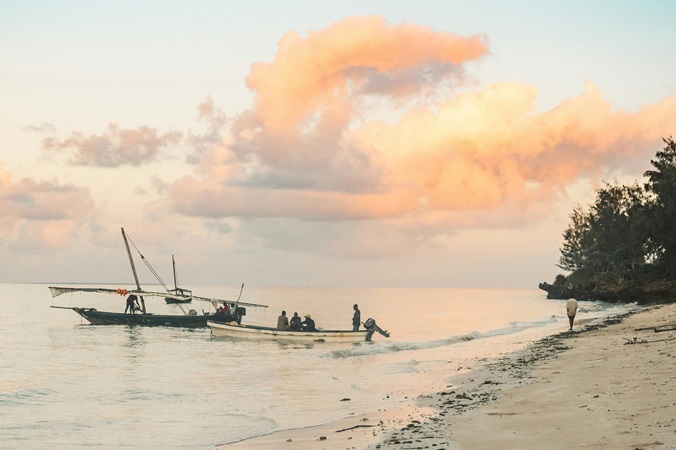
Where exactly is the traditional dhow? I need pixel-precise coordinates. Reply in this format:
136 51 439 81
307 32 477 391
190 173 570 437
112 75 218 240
164 255 193 304
49 286 260 328
49 228 267 327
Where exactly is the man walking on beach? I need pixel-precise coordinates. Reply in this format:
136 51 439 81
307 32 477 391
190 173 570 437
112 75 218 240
566 298 578 331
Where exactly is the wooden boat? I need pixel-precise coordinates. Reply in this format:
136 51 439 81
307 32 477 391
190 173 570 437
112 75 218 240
208 317 390 342
164 255 192 304
208 320 370 342
49 286 255 328
67 307 209 328
49 228 267 327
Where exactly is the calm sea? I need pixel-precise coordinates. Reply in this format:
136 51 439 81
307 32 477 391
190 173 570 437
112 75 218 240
0 283 636 448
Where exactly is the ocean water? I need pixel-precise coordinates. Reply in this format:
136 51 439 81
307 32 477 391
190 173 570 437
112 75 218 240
0 283 637 448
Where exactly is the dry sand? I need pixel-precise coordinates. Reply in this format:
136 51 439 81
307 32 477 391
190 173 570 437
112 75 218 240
221 303 676 450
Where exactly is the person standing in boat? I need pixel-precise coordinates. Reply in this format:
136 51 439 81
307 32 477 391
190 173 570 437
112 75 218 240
352 304 361 331
125 294 139 314
277 310 290 330
301 314 317 332
289 312 301 331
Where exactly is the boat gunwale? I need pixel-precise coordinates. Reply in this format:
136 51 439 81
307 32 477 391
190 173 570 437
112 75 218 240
207 320 369 338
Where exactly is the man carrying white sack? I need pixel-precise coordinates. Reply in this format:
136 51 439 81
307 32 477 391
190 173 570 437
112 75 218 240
566 298 579 331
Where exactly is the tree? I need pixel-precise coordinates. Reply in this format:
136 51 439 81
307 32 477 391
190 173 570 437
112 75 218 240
558 205 592 273
644 137 676 270
589 182 649 277
552 137 676 300
558 181 650 286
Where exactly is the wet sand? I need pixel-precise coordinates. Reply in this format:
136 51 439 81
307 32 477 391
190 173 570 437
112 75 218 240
221 303 676 449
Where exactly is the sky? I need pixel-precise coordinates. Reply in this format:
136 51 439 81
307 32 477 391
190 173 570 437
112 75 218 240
1 1 675 288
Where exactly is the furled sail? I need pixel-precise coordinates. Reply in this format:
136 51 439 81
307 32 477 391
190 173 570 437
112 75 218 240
48 286 268 308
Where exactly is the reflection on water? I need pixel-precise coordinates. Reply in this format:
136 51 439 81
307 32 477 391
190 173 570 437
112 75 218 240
124 325 146 347
123 326 146 373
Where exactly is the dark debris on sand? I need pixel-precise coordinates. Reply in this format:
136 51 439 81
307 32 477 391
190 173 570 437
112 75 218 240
370 311 639 449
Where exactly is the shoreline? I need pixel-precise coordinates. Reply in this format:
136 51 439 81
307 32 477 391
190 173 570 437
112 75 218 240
447 303 676 450
220 304 676 449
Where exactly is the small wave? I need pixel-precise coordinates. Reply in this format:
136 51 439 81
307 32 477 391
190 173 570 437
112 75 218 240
324 316 562 359
578 302 641 315
0 387 56 407
324 331 481 358
218 414 278 446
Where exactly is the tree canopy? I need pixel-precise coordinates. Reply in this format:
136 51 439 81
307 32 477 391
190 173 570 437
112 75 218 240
556 137 676 296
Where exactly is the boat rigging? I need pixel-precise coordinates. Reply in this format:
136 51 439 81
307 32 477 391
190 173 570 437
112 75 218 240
49 227 268 327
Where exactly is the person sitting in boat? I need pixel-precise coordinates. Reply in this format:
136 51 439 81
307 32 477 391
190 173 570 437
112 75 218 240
124 294 139 314
277 310 290 330
289 312 301 331
213 303 233 322
301 314 317 332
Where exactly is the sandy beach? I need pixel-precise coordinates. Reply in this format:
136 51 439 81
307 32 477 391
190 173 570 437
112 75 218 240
221 303 676 449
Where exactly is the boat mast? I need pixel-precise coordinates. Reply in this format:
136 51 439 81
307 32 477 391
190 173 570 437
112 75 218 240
234 283 244 310
172 255 178 291
121 227 146 313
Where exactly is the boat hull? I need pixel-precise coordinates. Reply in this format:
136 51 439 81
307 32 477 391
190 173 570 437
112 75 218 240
72 308 208 328
164 287 193 304
164 297 193 304
207 320 369 342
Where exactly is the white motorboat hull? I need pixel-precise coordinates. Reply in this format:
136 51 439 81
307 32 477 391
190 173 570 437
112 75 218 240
207 321 369 342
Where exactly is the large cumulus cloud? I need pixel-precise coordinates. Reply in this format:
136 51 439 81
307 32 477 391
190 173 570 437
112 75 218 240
169 16 676 236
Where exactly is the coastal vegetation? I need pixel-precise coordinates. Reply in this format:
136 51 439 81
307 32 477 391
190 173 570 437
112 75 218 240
540 137 676 304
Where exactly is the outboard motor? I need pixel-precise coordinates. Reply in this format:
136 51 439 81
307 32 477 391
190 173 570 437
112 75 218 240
364 318 390 341
234 306 246 324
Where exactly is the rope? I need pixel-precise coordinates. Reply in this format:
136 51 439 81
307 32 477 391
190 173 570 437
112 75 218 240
125 232 169 291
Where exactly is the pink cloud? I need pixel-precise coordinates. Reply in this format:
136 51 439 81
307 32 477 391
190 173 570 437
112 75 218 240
170 177 418 220
0 163 98 249
186 96 230 164
357 81 676 212
42 123 182 167
245 15 488 137
171 63 676 227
